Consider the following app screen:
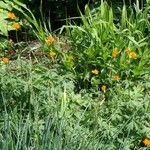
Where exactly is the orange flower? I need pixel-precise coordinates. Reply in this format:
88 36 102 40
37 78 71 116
2 57 9 64
45 36 55 45
112 48 119 58
48 51 56 58
101 85 107 93
91 69 99 75
12 22 21 30
128 51 137 59
142 138 150 147
7 12 16 20
112 75 121 81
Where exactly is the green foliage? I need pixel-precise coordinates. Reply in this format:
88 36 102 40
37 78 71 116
61 0 150 90
0 0 150 149
19 0 89 31
0 57 150 149
0 0 22 36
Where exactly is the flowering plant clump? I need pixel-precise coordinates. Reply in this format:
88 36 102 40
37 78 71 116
62 0 150 93
0 1 150 149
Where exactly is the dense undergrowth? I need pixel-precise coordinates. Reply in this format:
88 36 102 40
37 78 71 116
0 0 150 149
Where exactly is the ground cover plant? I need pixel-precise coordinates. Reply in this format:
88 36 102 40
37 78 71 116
0 0 150 149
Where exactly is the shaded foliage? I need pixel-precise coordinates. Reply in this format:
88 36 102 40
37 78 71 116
11 0 147 31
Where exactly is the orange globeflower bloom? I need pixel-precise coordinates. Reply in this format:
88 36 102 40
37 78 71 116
112 75 121 81
7 12 16 20
48 51 56 58
91 69 99 75
2 57 9 64
142 138 150 147
112 48 119 58
46 36 55 45
12 22 21 30
101 85 107 93
128 51 137 59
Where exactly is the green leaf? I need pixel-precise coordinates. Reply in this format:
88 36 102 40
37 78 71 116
0 1 12 10
0 18 8 36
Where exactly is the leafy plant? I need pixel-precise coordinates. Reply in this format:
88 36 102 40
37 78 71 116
0 57 149 149
61 0 150 91
0 0 150 149
0 0 22 37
